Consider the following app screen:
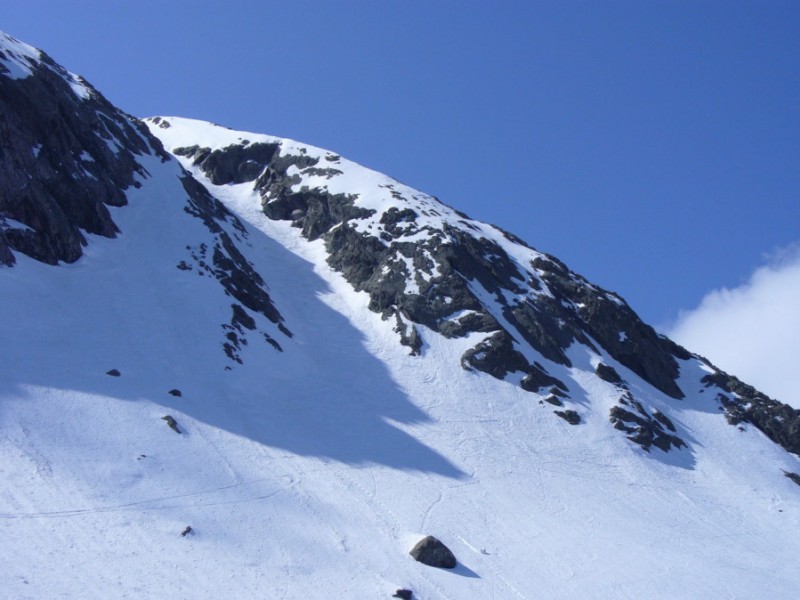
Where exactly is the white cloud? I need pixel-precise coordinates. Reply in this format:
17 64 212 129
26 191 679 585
668 245 800 408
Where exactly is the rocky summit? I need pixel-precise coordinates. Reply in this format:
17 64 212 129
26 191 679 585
2 31 800 600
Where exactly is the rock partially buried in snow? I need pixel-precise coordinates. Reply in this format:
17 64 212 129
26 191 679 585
162 415 181 434
409 535 457 569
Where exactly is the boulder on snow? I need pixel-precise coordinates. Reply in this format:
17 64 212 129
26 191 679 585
409 535 457 569
595 363 624 386
162 415 181 434
106 368 121 377
554 409 581 425
393 589 413 599
168 388 182 397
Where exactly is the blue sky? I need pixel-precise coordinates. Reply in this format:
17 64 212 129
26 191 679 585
2 1 798 334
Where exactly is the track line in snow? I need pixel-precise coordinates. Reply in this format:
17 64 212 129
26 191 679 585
0 474 294 520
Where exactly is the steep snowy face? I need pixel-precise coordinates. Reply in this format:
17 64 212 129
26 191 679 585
149 116 800 458
149 119 684 395
5 32 800 600
0 32 289 363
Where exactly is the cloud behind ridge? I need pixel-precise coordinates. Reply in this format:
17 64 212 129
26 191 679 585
669 245 800 408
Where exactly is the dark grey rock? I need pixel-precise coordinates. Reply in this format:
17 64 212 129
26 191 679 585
554 410 581 425
532 255 685 399
393 589 413 599
162 415 181 434
106 369 121 377
0 43 165 265
702 370 800 456
393 310 422 356
410 535 457 569
181 175 286 327
609 401 685 452
783 471 800 487
174 142 279 185
543 395 563 407
460 331 529 379
521 363 569 395
168 389 182 397
595 363 624 386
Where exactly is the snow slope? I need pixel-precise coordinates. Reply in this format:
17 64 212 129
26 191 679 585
2 56 800 599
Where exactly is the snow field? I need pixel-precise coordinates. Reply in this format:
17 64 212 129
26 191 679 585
1 116 799 599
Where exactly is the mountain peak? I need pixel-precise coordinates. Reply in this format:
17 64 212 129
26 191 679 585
3 33 800 600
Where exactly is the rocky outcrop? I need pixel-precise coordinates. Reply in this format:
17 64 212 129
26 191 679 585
152 118 800 458
0 39 289 366
703 370 800 456
179 173 290 342
531 255 686 399
173 141 280 185
609 397 686 453
554 410 581 425
0 36 166 265
169 134 696 414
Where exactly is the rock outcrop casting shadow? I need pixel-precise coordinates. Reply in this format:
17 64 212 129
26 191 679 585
0 210 464 479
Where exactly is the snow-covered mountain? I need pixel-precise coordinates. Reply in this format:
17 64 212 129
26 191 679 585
2 31 799 599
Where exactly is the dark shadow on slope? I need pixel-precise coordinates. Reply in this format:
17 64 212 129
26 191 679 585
0 218 464 478
451 562 480 579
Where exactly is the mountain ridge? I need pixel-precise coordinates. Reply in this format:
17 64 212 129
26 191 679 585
2 31 800 599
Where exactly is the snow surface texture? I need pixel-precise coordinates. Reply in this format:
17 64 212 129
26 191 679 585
2 34 800 598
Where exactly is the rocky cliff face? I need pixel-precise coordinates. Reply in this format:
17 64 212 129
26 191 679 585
0 33 289 362
0 32 162 266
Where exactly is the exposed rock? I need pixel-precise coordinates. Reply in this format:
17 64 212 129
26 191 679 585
0 41 165 265
554 410 581 425
393 310 422 356
783 471 800 487
106 369 121 377
180 174 288 331
532 255 685 399
543 395 563 407
702 370 800 456
180 525 193 537
162 415 181 434
521 363 569 394
168 389 182 397
460 331 528 379
609 401 685 453
392 589 413 600
595 363 624 386
155 102 800 469
409 535 457 569
652 410 676 432
178 137 695 406
174 142 279 185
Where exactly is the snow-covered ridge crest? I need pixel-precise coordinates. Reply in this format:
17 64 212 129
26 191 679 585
147 116 528 252
0 31 90 99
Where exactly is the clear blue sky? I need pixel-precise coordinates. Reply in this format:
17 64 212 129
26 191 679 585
2 1 798 327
